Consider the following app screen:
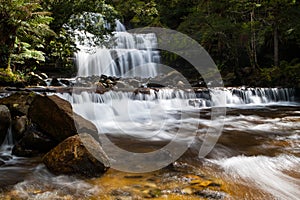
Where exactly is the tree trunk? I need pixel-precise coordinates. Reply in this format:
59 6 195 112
274 25 279 67
0 20 17 69
250 9 258 69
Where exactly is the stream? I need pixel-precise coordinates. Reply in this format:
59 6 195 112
0 87 299 200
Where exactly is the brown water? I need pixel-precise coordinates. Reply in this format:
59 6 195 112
0 103 299 199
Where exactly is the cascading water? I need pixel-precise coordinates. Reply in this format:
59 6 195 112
0 126 13 154
1 20 299 200
76 20 160 78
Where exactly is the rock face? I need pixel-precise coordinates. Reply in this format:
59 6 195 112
0 105 11 145
43 133 110 177
28 95 98 142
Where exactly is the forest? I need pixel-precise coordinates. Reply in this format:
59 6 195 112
1 0 300 87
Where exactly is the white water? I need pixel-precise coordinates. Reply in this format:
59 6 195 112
0 126 13 154
57 87 299 199
213 155 300 200
76 20 159 78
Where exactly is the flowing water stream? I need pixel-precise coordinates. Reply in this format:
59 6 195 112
0 21 299 199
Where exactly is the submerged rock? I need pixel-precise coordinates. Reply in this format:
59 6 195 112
43 133 110 177
0 105 11 145
28 94 98 143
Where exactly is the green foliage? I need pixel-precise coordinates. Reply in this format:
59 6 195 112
0 0 54 69
149 0 300 86
111 0 160 27
41 0 118 68
0 68 21 83
11 39 46 64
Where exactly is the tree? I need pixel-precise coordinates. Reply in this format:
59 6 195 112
41 0 118 67
0 0 53 69
109 0 160 28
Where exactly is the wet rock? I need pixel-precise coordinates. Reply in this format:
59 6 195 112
43 133 110 177
12 143 40 157
12 124 57 157
114 81 132 89
50 78 62 86
191 80 206 87
177 81 185 88
39 73 48 79
95 82 106 94
12 115 27 141
60 79 73 86
0 160 5 166
28 94 98 142
105 79 115 85
146 82 165 88
100 74 108 82
128 79 141 88
0 92 36 116
27 72 47 86
0 155 12 161
134 88 151 95
0 105 11 145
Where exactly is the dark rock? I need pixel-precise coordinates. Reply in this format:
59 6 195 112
28 94 98 142
100 74 108 82
39 73 48 79
146 82 165 88
134 88 151 95
27 72 47 86
0 105 11 145
12 143 40 157
0 92 36 116
12 115 27 141
0 155 12 161
50 78 62 86
12 124 57 157
108 76 120 82
43 133 110 177
60 79 72 86
0 160 5 166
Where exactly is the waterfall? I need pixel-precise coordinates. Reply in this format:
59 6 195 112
60 87 295 107
76 20 159 78
56 87 295 138
0 126 13 154
224 87 294 105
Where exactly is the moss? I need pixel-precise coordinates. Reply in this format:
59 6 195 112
0 68 25 86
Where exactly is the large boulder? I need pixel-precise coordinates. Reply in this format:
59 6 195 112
43 133 110 177
0 105 11 145
28 94 98 143
0 92 36 116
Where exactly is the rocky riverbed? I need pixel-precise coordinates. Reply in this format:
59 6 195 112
0 85 299 199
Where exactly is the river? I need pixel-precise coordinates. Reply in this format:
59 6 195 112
0 87 299 200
